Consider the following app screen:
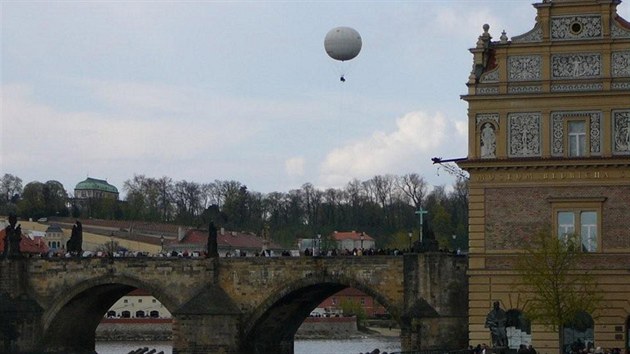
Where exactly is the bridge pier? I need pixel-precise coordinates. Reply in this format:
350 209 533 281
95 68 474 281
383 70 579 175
172 286 243 354
0 259 46 354
401 253 468 351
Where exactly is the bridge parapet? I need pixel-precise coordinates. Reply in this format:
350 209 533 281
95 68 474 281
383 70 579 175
0 253 468 353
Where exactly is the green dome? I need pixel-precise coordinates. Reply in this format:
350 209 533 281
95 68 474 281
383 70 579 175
75 177 119 194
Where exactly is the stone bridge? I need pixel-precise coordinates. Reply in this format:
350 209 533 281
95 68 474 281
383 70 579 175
0 253 467 354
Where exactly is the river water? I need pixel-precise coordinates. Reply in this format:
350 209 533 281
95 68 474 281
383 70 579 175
96 337 402 353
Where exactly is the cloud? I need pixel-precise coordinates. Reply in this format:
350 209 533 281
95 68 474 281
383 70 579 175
318 110 466 188
285 157 305 178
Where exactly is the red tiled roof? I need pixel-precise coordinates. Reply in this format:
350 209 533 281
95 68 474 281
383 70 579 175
174 229 283 249
0 229 49 254
333 288 369 297
331 231 374 242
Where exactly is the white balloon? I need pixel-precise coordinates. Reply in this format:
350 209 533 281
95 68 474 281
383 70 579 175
324 27 362 61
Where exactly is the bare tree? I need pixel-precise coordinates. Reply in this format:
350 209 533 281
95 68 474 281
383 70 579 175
516 231 602 354
397 173 428 209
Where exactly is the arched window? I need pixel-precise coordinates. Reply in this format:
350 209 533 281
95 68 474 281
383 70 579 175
150 310 160 318
563 311 594 354
106 310 116 318
121 311 130 318
506 309 531 349
135 310 145 318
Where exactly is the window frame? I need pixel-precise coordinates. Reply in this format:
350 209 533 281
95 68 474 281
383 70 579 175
549 198 605 253
564 116 590 158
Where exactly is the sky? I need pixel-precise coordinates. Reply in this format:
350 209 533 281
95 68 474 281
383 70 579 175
2 1 629 197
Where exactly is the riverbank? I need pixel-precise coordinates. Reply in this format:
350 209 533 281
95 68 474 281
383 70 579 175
97 317 400 341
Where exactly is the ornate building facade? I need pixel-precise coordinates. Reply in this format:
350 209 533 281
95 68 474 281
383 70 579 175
74 177 119 200
459 0 630 353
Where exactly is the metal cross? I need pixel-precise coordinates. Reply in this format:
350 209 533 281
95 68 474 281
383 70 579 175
415 208 428 244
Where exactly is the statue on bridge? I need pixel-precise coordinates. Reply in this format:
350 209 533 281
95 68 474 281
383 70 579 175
3 214 23 259
66 221 83 256
485 301 508 350
207 221 218 258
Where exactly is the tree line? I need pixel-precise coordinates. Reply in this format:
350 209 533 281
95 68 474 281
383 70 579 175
0 173 468 250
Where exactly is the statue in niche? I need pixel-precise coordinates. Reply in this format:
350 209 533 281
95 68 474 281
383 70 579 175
485 301 508 349
614 115 630 152
481 123 497 158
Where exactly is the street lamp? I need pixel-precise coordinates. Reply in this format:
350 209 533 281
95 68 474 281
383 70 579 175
408 232 412 251
109 235 115 258
318 234 322 256
160 235 164 254
360 232 364 250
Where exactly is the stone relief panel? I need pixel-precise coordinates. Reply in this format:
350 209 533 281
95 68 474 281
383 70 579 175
612 82 630 90
508 55 542 82
551 83 603 92
611 20 630 39
511 23 543 43
552 113 564 156
551 15 602 40
476 114 500 159
508 85 542 94
477 87 499 95
613 110 630 154
476 113 500 126
612 51 630 78
508 113 541 157
480 68 499 83
590 114 601 154
551 111 602 156
552 53 601 79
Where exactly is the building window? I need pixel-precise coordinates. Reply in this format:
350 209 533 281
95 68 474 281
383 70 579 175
138 299 142 303
563 311 594 354
150 310 160 318
552 111 601 157
557 211 598 252
123 299 128 303
121 311 130 318
106 311 116 318
135 310 145 318
568 120 586 157
332 297 337 305
550 198 604 253
506 309 531 349
360 297 365 305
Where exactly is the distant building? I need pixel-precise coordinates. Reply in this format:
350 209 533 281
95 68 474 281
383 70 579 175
105 288 171 319
164 227 284 257
332 231 375 251
317 288 387 318
44 224 67 251
74 177 119 200
0 227 49 256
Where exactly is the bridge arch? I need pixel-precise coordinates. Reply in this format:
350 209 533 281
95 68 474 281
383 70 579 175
241 272 404 353
40 274 179 353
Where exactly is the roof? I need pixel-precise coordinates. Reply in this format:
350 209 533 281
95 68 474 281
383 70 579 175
45 224 63 233
0 229 49 254
174 229 283 250
74 177 119 194
331 231 375 242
